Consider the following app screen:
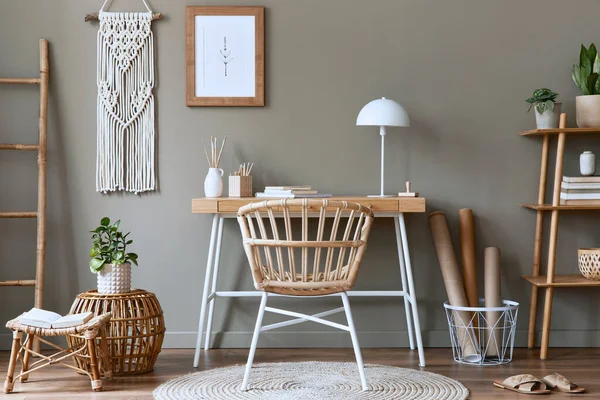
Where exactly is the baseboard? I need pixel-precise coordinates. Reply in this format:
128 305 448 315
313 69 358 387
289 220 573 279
2 330 598 350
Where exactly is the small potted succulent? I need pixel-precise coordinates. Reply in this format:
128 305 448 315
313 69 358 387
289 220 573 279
526 88 561 129
90 217 138 294
573 43 600 127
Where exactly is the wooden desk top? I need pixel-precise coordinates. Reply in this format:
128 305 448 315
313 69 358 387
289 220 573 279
192 196 426 214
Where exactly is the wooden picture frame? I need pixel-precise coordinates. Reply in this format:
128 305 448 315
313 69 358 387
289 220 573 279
186 6 265 107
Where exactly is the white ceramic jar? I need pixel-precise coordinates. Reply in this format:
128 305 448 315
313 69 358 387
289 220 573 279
204 168 224 197
580 151 596 176
97 263 131 294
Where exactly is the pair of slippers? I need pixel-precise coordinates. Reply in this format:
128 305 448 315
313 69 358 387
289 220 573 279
494 373 585 395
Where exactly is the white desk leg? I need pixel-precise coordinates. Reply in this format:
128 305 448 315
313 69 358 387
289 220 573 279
398 213 426 367
394 217 415 350
204 217 224 350
193 214 219 368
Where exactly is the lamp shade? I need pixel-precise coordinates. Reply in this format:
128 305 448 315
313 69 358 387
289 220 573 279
356 97 410 127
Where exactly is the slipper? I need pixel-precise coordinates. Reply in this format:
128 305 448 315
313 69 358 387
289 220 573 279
541 373 585 394
493 374 551 395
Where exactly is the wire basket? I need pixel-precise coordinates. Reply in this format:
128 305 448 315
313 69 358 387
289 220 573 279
444 299 518 365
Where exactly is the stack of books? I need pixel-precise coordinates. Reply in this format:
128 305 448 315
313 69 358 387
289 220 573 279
255 185 331 198
560 176 600 205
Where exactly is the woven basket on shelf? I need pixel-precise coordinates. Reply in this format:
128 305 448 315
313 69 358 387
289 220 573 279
578 248 600 280
67 289 165 375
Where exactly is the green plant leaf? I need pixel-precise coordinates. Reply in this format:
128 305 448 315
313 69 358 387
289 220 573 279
89 257 105 272
588 73 599 96
546 100 554 112
114 220 121 229
101 217 110 226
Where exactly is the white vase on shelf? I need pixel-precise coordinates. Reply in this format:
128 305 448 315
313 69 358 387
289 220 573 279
580 151 596 176
534 103 561 129
204 168 224 197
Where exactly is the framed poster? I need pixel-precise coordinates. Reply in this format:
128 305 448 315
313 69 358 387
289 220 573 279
186 6 265 106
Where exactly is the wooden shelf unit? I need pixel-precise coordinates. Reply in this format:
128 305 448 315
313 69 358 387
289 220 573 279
521 113 600 360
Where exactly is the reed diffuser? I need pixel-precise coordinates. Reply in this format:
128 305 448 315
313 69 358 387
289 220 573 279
203 136 226 197
229 162 254 197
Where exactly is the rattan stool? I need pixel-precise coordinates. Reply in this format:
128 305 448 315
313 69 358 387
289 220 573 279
4 313 112 394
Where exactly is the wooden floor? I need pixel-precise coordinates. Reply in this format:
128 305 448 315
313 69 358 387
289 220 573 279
0 348 598 399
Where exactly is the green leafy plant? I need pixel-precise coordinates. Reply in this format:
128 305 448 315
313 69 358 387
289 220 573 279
526 88 559 114
89 217 138 273
572 43 600 95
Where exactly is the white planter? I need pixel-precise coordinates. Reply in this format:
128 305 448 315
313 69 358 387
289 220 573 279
97 263 131 294
204 168 224 198
576 95 600 127
580 151 596 176
534 103 561 129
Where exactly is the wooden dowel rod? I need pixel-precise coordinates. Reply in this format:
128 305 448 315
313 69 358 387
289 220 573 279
0 144 39 151
0 78 40 84
85 12 163 22
0 212 38 218
0 280 36 286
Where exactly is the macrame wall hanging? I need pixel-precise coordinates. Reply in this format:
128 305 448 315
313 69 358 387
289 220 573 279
95 0 157 194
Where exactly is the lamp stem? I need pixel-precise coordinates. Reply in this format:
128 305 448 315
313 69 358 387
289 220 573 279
380 126 386 196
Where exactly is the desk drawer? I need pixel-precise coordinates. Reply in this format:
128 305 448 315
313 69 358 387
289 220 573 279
218 199 399 213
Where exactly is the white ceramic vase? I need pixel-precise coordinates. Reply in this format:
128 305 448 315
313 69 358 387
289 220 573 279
97 263 131 294
580 151 596 176
534 103 561 129
204 168 224 198
576 95 600 127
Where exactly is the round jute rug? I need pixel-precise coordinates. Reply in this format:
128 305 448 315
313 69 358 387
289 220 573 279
153 362 469 400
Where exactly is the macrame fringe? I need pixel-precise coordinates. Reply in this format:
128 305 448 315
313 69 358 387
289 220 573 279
97 11 155 194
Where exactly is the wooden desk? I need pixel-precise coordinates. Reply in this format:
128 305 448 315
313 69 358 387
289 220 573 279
191 196 426 368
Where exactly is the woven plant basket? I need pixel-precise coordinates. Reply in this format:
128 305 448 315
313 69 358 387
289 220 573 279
67 290 165 375
578 248 600 280
97 263 131 294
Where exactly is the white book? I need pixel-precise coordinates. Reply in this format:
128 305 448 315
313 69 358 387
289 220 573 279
263 189 319 195
255 192 332 199
560 192 600 200
562 176 600 183
562 182 600 190
19 308 93 329
264 185 312 191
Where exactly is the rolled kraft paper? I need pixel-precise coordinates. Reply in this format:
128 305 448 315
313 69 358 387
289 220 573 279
429 211 480 363
484 247 502 358
459 209 478 330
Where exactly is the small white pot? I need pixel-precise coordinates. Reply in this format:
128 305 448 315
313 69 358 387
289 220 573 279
204 168 224 198
97 263 131 294
534 103 561 129
580 151 596 176
576 95 600 127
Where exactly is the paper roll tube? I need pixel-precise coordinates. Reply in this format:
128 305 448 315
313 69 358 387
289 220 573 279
429 211 480 362
459 208 478 329
484 247 502 357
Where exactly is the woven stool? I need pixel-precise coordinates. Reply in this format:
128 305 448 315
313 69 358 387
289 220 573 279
4 313 112 394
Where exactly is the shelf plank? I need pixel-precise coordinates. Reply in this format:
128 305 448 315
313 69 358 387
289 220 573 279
522 274 600 287
520 128 600 136
520 203 600 211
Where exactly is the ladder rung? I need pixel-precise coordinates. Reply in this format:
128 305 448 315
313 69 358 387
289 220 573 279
0 144 39 151
0 280 36 286
0 78 40 85
0 212 38 218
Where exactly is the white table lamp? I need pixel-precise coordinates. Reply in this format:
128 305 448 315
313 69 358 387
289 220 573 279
356 97 410 197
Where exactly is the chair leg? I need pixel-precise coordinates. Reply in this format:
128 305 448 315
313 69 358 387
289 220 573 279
99 328 113 380
85 330 102 392
20 334 34 383
241 292 268 392
4 331 22 393
341 292 368 391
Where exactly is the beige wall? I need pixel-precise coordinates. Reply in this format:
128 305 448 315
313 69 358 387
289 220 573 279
2 0 600 350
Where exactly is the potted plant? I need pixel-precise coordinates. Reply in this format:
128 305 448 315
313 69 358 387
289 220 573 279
90 217 138 294
573 43 600 127
526 88 561 129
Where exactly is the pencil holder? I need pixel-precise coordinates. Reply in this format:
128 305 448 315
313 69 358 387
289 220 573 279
229 176 253 197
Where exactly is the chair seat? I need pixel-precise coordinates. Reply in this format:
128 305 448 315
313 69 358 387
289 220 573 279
6 313 111 337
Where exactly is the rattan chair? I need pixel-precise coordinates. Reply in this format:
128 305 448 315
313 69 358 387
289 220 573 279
237 199 374 391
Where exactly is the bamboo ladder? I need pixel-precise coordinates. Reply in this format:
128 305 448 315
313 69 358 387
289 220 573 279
0 40 49 314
